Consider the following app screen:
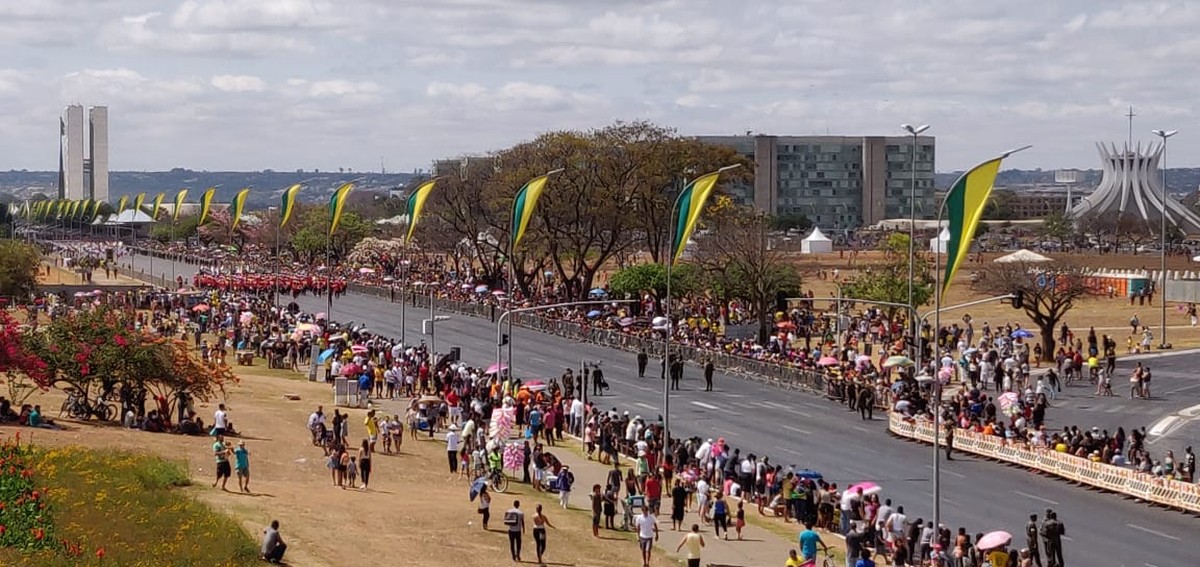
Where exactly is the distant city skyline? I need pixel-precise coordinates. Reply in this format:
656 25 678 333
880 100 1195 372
1 1 1199 173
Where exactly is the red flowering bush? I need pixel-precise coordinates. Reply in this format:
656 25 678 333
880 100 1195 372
0 435 59 552
0 311 49 407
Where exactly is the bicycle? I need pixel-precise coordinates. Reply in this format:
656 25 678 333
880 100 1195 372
60 390 116 422
485 467 510 493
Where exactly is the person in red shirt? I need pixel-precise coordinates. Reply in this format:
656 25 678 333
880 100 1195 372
645 472 663 515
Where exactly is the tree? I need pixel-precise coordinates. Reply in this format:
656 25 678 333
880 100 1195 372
839 232 933 317
1039 212 1073 248
0 240 40 299
770 212 812 232
607 263 700 303
0 310 49 406
285 206 375 264
198 210 273 251
692 206 802 342
979 260 1091 361
983 189 1016 220
150 215 201 243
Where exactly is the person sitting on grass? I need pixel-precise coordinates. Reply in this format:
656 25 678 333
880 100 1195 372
26 405 60 430
261 519 287 564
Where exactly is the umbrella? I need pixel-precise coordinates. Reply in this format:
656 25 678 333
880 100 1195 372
316 348 337 363
359 267 376 275
315 312 328 320
492 290 506 296
883 355 914 368
775 321 797 330
475 284 489 293
1011 329 1034 339
484 362 508 375
855 354 872 363
586 310 602 318
469 477 487 501
915 373 935 383
295 322 320 333
796 468 823 480
418 395 442 405
341 363 361 376
651 316 669 329
847 482 882 496
351 345 369 354
460 283 472 289
588 288 608 297
618 317 635 327
191 304 210 312
976 530 1012 551
383 276 395 282
525 380 547 392
817 356 839 367
412 281 426 286
997 392 1020 412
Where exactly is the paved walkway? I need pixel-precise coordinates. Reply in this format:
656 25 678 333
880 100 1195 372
543 437 843 567
41 257 142 287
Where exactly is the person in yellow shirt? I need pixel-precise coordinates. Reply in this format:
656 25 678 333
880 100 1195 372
784 549 806 566
364 409 379 452
373 364 385 398
986 547 1010 567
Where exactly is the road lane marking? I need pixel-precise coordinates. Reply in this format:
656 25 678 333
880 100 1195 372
634 402 657 411
783 425 813 435
922 491 959 506
772 445 804 458
843 467 874 479
852 425 870 433
691 401 719 410
1149 415 1180 436
926 465 965 478
1125 523 1180 541
1013 490 1058 505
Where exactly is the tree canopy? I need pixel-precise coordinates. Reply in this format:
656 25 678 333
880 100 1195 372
979 260 1091 360
0 240 40 299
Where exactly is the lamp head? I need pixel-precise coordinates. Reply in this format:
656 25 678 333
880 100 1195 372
1151 129 1178 139
902 124 931 135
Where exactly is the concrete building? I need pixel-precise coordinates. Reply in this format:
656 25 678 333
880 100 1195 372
696 134 936 229
58 104 108 202
1070 142 1200 234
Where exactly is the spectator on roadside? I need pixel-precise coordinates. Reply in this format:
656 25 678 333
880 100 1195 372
260 520 286 564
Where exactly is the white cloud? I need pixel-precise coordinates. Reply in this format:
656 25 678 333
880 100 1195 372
211 74 267 92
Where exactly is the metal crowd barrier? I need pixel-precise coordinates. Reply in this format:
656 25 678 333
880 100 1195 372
888 412 1200 514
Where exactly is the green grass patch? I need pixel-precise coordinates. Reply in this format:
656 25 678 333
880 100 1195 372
0 443 259 566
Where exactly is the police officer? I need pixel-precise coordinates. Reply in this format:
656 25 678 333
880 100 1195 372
637 349 648 378
1025 513 1042 567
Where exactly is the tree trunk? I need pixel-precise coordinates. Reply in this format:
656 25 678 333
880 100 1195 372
1039 322 1056 362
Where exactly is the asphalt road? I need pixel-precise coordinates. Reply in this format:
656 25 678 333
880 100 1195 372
127 253 1197 566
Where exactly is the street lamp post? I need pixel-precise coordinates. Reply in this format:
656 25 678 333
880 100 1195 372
1151 129 1178 349
902 124 930 362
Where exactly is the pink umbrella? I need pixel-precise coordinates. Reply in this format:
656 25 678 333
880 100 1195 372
341 363 361 376
817 356 839 367
976 530 1012 551
997 392 1019 411
492 290 506 296
847 482 882 496
484 362 508 375
350 345 369 354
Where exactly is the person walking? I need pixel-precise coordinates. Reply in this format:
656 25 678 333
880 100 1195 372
233 440 251 493
446 424 461 473
213 403 229 437
477 484 492 530
675 523 705 567
557 465 574 509
504 500 526 562
531 503 556 566
357 438 373 491
711 493 730 540
637 349 648 378
212 434 231 491
635 506 659 567
260 520 287 564
703 359 714 392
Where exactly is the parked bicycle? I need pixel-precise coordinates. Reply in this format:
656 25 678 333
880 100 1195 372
58 389 116 422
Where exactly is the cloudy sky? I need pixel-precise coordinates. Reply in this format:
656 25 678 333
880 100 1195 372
2 0 1197 173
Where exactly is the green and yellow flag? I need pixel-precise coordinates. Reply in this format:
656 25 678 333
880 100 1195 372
151 193 166 221
198 187 217 225
404 178 438 244
671 170 726 264
133 193 146 216
57 200 68 217
940 147 1028 300
90 200 103 221
279 183 301 228
328 182 354 235
509 170 561 250
173 189 188 222
116 195 128 215
230 188 251 231
67 200 79 218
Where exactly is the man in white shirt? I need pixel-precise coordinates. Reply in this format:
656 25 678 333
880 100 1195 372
875 498 894 536
635 506 659 567
445 425 461 473
569 398 584 435
886 505 907 545
213 403 229 436
839 486 862 535
307 406 325 445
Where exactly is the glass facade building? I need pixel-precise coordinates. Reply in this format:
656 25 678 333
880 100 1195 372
696 135 935 229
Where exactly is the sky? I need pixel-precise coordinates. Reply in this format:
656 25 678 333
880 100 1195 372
2 0 1198 173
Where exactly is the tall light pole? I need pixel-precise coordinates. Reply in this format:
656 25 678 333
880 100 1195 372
1152 129 1178 349
902 124 930 361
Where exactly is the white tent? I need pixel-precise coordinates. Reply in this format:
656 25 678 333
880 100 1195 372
800 227 833 254
929 227 950 253
105 209 157 225
993 249 1052 264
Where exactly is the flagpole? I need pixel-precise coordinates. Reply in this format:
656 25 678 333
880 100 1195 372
930 144 1030 537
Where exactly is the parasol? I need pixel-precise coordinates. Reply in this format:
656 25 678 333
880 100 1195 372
316 348 337 363
192 304 210 312
796 468 823 480
883 355 914 368
618 317 635 327
484 362 508 375
997 392 1020 415
469 477 487 501
586 310 602 318
1011 329 1034 339
418 395 442 405
492 290 506 296
359 267 376 275
976 530 1012 551
847 481 882 496
817 356 839 367
524 380 547 392
588 288 608 297
475 284 489 293
350 345 369 354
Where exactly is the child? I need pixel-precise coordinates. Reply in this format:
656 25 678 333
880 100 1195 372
735 500 745 540
346 456 358 489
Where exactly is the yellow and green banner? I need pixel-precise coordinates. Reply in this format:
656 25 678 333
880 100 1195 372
279 183 301 228
116 195 128 215
151 193 165 221
173 189 188 222
940 149 1027 300
509 170 561 251
230 188 251 231
133 193 146 216
198 187 216 225
670 171 725 264
404 178 438 244
328 182 354 235
90 200 103 221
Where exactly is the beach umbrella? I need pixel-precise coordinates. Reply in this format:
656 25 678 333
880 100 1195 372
475 284 489 293
847 481 882 496
883 355 914 368
1011 329 1034 339
817 356 839 367
317 348 337 363
586 310 602 319
976 531 1012 551
484 362 508 375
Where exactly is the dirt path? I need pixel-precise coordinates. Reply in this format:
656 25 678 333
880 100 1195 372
20 366 677 567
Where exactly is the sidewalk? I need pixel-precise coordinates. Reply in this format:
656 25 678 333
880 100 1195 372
544 437 844 567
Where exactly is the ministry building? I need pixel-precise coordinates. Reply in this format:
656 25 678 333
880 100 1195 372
696 134 935 229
